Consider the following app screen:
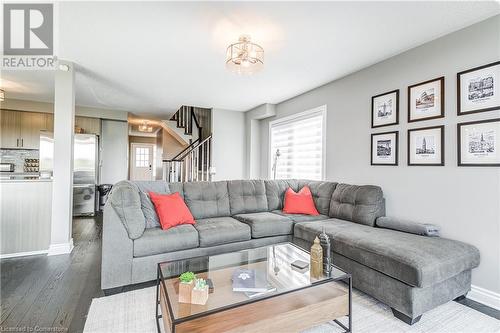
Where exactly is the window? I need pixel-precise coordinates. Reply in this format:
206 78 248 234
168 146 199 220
269 106 326 180
135 147 150 167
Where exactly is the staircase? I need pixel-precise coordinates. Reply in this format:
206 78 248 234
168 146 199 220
162 106 213 182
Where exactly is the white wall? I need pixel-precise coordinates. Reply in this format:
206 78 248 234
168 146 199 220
101 120 129 184
257 16 500 295
212 108 246 180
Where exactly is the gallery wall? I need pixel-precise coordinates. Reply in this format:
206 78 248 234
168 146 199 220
258 16 500 298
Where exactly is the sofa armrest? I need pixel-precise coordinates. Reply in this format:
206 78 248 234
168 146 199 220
376 216 440 237
109 181 146 240
101 203 134 290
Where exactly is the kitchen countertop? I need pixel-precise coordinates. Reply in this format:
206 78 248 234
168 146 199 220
0 175 53 182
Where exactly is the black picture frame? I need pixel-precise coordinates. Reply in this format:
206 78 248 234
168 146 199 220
371 89 399 128
370 131 399 166
408 76 445 123
407 125 445 166
457 118 500 167
457 61 500 116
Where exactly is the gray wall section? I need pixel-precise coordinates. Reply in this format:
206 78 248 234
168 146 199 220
257 16 500 293
212 108 246 180
101 120 129 184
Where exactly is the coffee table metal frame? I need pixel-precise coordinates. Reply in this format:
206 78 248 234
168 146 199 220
155 243 352 333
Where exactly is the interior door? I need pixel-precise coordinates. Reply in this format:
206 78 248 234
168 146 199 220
131 144 154 181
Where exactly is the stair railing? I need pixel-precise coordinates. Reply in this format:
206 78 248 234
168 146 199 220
170 106 202 140
163 135 212 182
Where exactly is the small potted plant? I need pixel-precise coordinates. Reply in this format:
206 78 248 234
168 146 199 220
178 272 196 303
191 278 209 305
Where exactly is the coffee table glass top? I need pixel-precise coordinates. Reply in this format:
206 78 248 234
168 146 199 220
158 242 349 322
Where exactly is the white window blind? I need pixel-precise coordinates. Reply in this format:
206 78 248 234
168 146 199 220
270 107 326 180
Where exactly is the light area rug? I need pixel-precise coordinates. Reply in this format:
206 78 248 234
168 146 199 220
84 287 500 333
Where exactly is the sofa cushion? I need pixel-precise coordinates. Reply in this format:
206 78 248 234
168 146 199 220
271 210 330 223
133 225 199 257
228 180 268 215
294 219 480 288
109 181 146 239
134 181 170 228
298 180 337 216
194 217 251 247
183 181 230 219
234 212 294 238
264 179 301 211
329 184 384 226
169 182 184 198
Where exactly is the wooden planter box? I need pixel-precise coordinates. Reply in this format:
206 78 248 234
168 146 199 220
191 286 209 305
178 281 194 304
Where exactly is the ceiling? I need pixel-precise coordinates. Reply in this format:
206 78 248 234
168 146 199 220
2 1 499 116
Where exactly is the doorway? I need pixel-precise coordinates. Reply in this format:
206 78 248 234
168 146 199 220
130 143 155 181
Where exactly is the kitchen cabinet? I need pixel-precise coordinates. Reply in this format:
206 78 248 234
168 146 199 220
48 115 100 134
45 113 54 132
0 110 101 149
20 111 47 149
0 110 21 149
0 110 53 149
75 116 101 135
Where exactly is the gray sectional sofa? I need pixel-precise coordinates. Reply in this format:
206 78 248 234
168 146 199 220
102 179 480 325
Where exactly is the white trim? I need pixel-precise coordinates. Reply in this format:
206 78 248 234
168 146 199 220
0 250 49 259
47 238 74 256
468 285 500 310
268 105 327 180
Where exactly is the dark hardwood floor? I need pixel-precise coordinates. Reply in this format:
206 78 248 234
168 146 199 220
1 215 103 333
1 214 499 333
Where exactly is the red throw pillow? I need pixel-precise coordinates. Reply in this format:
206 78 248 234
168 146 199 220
282 186 320 215
149 192 195 230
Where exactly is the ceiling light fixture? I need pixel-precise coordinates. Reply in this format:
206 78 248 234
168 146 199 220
0 89 4 101
226 35 264 75
138 121 153 133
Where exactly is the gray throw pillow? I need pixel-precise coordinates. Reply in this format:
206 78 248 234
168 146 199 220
134 181 171 228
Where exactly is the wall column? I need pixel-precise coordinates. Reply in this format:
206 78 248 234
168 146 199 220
244 103 276 178
48 61 75 256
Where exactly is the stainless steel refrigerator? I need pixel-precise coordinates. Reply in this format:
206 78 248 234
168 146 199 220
40 132 99 216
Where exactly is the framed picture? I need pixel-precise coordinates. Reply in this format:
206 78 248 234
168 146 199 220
457 61 500 115
371 131 398 166
458 118 500 167
371 89 399 128
408 77 445 122
408 125 444 166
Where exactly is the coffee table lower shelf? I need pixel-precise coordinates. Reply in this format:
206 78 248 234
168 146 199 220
156 273 352 333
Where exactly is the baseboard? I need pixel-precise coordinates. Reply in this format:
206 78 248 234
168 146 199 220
0 249 48 259
47 238 74 256
468 285 500 310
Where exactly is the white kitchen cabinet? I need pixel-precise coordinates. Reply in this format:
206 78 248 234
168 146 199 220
0 180 52 257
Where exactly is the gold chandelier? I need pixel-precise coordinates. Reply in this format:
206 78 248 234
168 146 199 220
226 35 264 75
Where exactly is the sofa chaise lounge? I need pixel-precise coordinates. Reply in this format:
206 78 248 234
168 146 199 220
102 179 479 324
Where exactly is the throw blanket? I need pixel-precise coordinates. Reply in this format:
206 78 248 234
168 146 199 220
376 216 440 237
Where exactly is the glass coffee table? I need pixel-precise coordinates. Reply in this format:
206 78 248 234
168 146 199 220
156 243 352 333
